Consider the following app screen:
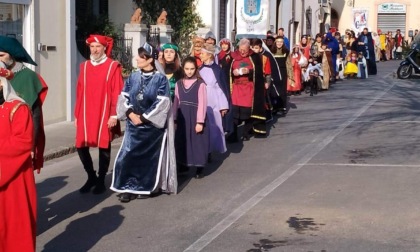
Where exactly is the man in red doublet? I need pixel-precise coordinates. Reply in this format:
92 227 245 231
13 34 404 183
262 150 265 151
228 38 266 142
74 35 124 194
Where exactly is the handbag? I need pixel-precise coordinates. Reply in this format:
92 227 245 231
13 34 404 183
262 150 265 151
396 46 403 53
298 55 308 67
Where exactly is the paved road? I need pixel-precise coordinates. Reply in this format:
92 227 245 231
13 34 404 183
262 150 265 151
36 61 420 252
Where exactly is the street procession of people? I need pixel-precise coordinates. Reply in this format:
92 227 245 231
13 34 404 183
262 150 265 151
79 25 394 203
0 22 407 251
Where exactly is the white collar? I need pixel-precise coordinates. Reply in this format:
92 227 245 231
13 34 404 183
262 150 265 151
90 54 107 66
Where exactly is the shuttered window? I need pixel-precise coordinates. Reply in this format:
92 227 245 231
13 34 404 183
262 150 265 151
219 0 227 39
377 14 406 34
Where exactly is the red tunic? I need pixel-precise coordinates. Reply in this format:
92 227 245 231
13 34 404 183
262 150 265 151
0 100 36 252
231 55 254 108
74 58 124 148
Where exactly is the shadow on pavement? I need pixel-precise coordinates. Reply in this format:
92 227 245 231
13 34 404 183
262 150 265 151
41 205 124 252
37 175 115 235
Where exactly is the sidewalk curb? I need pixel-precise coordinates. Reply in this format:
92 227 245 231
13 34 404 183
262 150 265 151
43 129 126 163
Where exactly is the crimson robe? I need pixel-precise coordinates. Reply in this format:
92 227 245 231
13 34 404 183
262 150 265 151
0 100 36 252
74 58 124 148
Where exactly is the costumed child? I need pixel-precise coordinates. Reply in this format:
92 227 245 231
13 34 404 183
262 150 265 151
344 52 358 79
336 53 345 80
357 51 368 79
173 56 209 179
303 56 323 96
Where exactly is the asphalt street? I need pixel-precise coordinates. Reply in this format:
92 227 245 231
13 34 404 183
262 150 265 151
35 60 420 252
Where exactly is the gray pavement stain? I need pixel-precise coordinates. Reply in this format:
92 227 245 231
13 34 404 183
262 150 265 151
246 237 316 251
286 216 325 235
346 148 380 164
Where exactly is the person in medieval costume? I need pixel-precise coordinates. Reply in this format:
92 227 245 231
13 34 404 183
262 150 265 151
159 43 182 100
0 35 48 173
288 44 303 95
323 29 340 82
217 38 234 136
173 56 209 179
190 36 205 67
378 29 388 61
74 34 124 194
299 35 311 60
271 37 293 115
320 43 334 90
199 43 229 158
228 38 266 141
112 42 177 202
357 28 377 75
205 30 217 46
250 38 282 122
0 63 37 252
357 51 368 79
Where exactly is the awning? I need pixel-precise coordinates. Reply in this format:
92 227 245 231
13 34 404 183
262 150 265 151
0 0 31 5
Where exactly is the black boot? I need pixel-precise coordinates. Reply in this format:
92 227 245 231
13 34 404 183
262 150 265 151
92 146 111 194
92 175 106 194
77 147 98 193
79 172 97 193
226 124 238 143
119 193 137 203
195 167 204 179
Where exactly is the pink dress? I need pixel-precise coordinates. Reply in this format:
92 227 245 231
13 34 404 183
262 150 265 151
287 54 302 92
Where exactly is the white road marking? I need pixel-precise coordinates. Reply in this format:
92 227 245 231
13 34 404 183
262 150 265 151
184 81 396 252
302 163 420 168
353 120 420 124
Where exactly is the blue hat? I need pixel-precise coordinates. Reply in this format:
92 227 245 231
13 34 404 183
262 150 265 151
0 36 37 66
140 42 158 60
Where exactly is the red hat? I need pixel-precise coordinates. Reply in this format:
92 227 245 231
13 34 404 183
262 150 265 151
0 67 13 80
86 34 114 57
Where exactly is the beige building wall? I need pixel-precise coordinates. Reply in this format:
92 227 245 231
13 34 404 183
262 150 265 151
334 0 420 38
33 0 67 124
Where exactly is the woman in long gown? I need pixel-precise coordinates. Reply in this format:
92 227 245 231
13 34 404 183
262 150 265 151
199 43 229 156
320 43 333 90
0 64 37 252
271 37 292 114
173 57 209 179
217 38 234 136
112 43 177 202
288 45 303 95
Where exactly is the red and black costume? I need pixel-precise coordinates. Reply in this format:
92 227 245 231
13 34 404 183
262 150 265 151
229 50 266 140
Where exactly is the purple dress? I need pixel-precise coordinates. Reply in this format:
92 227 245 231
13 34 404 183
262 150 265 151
174 79 209 167
200 63 229 153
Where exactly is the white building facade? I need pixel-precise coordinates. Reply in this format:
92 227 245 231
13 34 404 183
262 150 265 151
196 0 328 46
0 0 135 124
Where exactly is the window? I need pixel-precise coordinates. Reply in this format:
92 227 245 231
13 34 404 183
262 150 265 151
0 3 25 44
306 7 312 36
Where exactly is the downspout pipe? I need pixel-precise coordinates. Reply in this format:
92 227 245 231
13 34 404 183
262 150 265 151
288 0 296 44
301 0 305 36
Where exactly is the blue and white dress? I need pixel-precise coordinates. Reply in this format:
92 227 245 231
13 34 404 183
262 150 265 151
111 71 177 195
